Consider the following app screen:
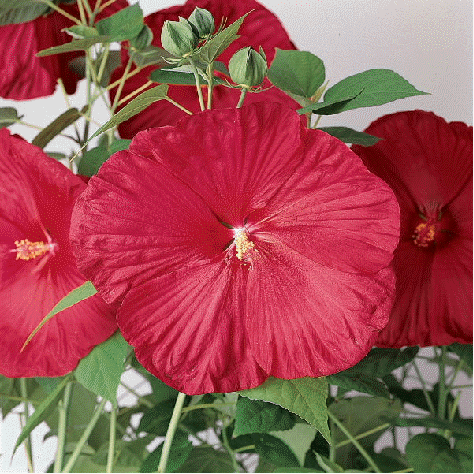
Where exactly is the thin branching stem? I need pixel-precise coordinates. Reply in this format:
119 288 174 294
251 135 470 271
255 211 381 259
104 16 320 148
54 382 73 473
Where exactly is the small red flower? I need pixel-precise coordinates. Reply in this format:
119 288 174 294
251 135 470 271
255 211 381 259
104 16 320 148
110 0 299 138
0 0 128 100
0 129 117 377
70 103 399 394
352 110 473 347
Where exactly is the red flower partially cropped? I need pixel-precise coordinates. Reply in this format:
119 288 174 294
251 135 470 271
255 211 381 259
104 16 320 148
0 0 128 100
110 0 298 138
0 129 117 377
71 103 399 394
352 111 473 347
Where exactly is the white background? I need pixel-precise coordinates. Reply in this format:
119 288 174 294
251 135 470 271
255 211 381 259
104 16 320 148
1 0 472 471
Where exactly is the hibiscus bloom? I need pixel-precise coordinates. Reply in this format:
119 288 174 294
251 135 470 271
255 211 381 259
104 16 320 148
70 103 399 394
0 129 117 377
352 110 473 347
110 0 299 138
0 0 128 100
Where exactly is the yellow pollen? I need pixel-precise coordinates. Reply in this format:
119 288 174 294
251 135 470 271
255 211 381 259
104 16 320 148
413 222 436 248
234 230 255 260
12 239 51 260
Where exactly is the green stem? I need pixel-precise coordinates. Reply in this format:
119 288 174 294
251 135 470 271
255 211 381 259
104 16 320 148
221 421 240 472
120 381 154 408
206 62 214 109
412 358 436 416
106 406 117 473
236 88 248 108
233 445 255 453
157 392 187 473
111 57 133 113
335 423 390 449
63 398 107 473
19 379 34 473
54 382 73 473
438 346 448 421
165 97 193 115
189 58 205 111
327 409 381 473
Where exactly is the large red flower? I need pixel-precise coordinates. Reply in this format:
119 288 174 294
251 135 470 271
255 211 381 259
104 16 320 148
352 110 473 347
70 103 399 394
0 0 128 100
110 0 299 138
0 129 117 377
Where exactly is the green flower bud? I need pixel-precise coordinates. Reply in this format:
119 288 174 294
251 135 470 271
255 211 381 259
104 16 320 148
188 7 215 38
228 47 268 88
130 25 153 50
161 18 199 57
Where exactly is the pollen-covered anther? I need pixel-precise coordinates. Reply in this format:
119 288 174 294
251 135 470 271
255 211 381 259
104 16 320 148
412 222 436 248
233 228 255 261
11 239 54 260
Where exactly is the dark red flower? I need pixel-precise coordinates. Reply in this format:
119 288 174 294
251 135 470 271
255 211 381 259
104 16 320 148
70 103 399 394
110 0 299 138
352 110 473 347
0 0 128 100
0 129 117 377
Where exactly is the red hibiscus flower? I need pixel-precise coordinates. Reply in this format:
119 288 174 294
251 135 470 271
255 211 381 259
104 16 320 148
352 110 473 348
0 129 117 377
110 0 299 138
0 0 128 100
70 103 399 394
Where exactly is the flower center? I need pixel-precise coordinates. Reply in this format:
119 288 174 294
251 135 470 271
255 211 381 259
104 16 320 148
233 227 255 260
412 205 454 249
11 238 56 260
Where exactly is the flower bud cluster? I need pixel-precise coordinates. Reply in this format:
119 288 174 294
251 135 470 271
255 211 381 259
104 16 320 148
161 7 214 58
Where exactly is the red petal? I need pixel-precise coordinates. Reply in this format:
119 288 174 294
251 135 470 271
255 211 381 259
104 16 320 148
352 111 473 206
70 146 233 304
118 262 267 394
0 130 117 377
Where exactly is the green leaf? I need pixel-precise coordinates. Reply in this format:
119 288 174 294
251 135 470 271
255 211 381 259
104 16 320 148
454 437 473 473
88 84 169 141
300 69 428 115
274 469 323 473
35 377 65 394
37 36 113 57
406 433 463 472
13 374 72 454
328 372 389 398
65 25 99 39
75 332 130 406
448 343 473 371
138 399 176 435
175 446 235 472
318 127 381 146
240 377 330 442
194 13 249 64
0 106 22 128
150 66 226 86
131 46 172 68
267 49 325 98
271 423 317 467
78 147 109 177
32 107 84 149
234 397 296 436
95 4 144 42
140 430 192 473
0 0 53 25
21 281 97 352
252 433 301 468
394 416 473 436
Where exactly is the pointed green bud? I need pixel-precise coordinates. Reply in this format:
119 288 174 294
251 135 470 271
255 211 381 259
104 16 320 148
161 18 199 57
228 47 268 88
188 7 215 38
130 25 153 50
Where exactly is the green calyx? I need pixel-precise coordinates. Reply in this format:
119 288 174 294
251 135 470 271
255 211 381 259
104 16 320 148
161 18 199 57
